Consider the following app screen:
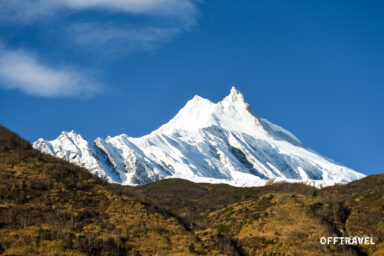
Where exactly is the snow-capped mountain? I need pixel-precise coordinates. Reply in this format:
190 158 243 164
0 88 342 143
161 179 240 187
33 87 364 187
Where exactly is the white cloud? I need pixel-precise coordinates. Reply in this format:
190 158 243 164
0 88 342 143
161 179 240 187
0 46 99 97
0 0 199 54
0 0 200 97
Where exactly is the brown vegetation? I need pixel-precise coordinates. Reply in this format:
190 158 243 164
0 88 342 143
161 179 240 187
0 125 383 255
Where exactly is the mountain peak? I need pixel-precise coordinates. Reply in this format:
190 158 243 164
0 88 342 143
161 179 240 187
60 130 77 135
156 94 214 133
230 86 241 96
221 86 247 107
155 87 267 136
60 130 76 137
57 130 85 143
188 95 212 107
32 87 365 188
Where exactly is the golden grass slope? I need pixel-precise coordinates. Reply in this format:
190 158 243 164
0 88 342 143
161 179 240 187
0 125 383 255
0 126 227 255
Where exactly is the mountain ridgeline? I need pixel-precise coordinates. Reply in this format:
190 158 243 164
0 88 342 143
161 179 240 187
0 125 383 255
33 87 364 187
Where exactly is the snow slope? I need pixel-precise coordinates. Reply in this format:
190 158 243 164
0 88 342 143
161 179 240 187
33 87 365 187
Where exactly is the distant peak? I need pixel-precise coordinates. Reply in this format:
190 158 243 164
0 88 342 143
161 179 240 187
59 130 83 140
60 130 77 135
230 86 240 95
184 94 213 109
222 86 246 106
191 95 204 102
60 131 68 136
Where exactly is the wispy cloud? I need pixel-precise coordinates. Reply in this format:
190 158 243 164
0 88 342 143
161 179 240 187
0 0 198 26
63 0 197 25
69 23 181 53
0 46 99 97
0 0 199 53
0 0 200 97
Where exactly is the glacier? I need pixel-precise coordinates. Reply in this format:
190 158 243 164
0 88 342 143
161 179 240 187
33 87 365 187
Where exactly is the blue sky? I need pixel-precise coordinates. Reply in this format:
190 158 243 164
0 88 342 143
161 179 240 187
0 0 383 175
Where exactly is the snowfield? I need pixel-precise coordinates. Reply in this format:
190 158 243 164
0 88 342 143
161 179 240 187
33 87 365 187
